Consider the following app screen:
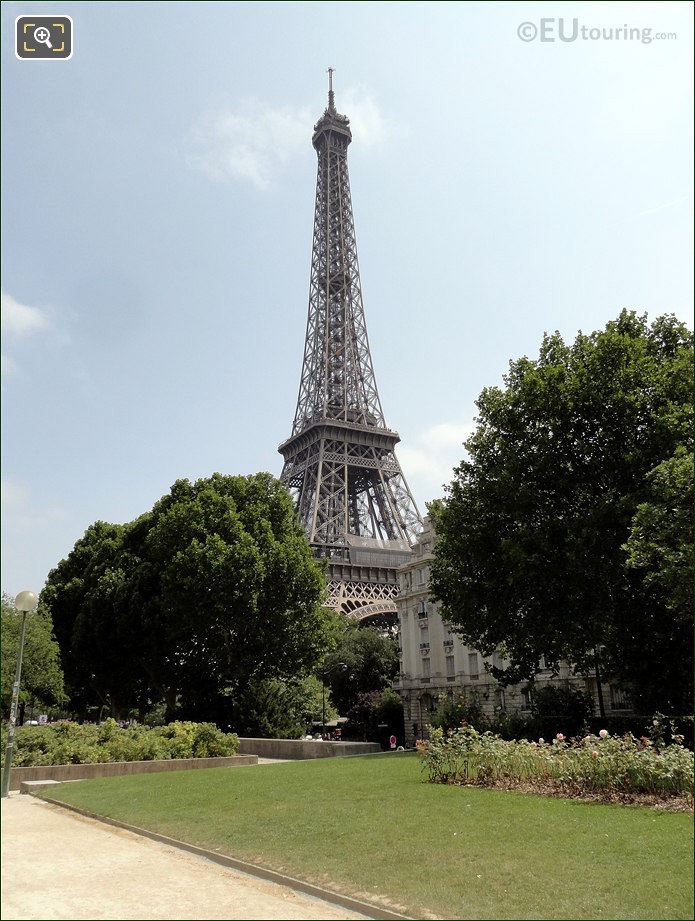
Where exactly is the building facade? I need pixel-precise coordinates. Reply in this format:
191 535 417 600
394 519 627 746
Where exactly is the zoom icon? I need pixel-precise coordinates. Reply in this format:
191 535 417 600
16 16 73 59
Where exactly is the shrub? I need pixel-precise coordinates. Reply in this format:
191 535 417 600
531 685 593 740
430 694 487 734
2 719 239 767
418 725 694 798
343 688 405 744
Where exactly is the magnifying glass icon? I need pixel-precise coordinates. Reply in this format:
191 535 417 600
33 26 53 49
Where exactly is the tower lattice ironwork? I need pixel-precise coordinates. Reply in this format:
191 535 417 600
279 72 422 623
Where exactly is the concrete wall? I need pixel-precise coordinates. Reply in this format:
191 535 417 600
9 755 257 791
237 738 382 759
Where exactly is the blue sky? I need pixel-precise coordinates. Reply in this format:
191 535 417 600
2 1 693 595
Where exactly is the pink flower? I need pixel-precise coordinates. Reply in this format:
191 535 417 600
591 750 599 758
599 729 608 739
556 733 565 741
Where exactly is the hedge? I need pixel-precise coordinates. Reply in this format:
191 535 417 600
1 719 239 766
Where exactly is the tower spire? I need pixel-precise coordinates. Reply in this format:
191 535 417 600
278 81 422 626
327 66 336 114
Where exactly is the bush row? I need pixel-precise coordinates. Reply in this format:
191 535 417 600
2 719 239 766
419 725 694 797
430 692 694 749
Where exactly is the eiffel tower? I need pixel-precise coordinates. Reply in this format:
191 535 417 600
279 71 422 624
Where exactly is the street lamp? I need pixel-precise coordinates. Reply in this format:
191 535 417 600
1 590 39 797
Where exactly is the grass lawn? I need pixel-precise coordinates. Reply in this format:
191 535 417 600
40 753 693 920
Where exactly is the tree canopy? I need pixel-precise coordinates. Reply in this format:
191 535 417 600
620 448 693 712
322 623 399 715
429 311 693 712
1 595 66 715
42 473 337 723
232 675 337 738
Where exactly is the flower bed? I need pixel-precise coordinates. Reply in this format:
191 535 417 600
2 719 239 766
418 725 693 803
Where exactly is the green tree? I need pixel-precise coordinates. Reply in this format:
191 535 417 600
232 675 337 738
620 449 693 712
429 311 692 713
41 521 147 718
624 448 693 616
131 473 332 720
322 623 399 715
42 473 335 724
1 596 66 715
345 688 404 743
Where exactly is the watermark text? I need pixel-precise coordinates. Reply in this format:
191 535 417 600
517 19 677 44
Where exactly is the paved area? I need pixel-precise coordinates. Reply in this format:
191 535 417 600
1 794 367 920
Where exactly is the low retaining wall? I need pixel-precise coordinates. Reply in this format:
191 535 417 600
9 754 257 791
237 738 382 759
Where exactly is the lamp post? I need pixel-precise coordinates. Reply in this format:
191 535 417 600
2 590 39 797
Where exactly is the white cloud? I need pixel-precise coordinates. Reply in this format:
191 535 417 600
1 291 50 337
398 420 474 507
188 100 312 190
637 194 693 218
188 89 390 190
1 478 67 534
340 87 391 149
1 479 28 510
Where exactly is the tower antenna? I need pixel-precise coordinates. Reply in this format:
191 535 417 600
327 66 336 112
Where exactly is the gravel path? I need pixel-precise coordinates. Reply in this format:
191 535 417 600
1 793 367 920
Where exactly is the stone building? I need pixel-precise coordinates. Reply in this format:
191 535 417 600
394 519 629 746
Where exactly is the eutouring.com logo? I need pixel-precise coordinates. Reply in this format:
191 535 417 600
517 19 677 44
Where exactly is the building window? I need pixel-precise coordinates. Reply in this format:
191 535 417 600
420 626 429 643
468 652 479 680
417 600 428 617
521 687 533 711
417 567 428 586
421 658 431 682
446 656 455 681
610 685 630 710
495 688 506 710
